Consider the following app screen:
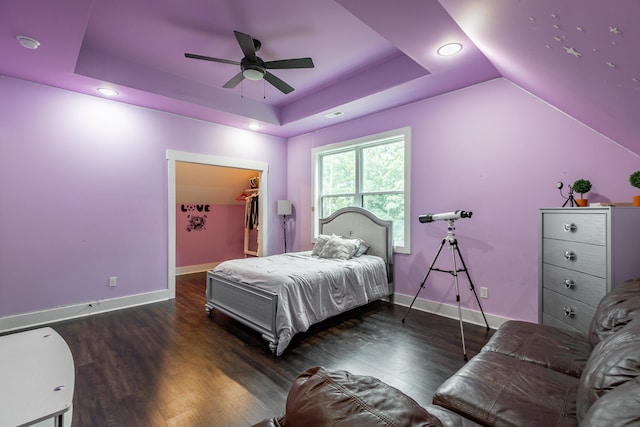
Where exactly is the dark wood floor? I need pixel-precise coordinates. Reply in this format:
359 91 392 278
46 272 494 427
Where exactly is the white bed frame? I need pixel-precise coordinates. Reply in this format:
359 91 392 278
205 207 394 354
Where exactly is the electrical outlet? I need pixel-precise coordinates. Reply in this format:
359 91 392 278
109 276 117 287
480 287 488 299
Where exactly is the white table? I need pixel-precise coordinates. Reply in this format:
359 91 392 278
0 327 75 427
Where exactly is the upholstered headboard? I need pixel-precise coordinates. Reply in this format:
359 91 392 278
319 207 394 283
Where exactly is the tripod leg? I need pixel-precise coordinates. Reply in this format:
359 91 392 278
453 243 490 330
402 238 447 323
449 241 468 361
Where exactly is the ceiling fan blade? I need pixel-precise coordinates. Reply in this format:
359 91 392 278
234 31 257 62
263 71 294 94
264 58 314 69
223 72 245 89
185 53 240 66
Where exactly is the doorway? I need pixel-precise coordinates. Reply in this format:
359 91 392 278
167 150 269 298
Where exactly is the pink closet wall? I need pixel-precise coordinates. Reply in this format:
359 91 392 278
175 204 245 267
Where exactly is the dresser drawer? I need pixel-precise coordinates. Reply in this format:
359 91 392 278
542 212 606 245
542 263 606 307
542 313 583 335
542 289 596 333
542 238 606 278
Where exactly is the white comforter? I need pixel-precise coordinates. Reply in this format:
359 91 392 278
212 251 390 355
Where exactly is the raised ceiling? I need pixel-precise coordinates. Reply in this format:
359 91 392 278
2 0 640 155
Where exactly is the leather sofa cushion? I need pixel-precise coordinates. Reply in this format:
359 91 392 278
481 320 591 377
580 376 640 426
422 405 483 427
433 351 579 427
589 278 640 347
577 320 640 422
283 366 443 427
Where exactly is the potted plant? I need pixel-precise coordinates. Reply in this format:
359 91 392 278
572 179 592 207
630 171 640 206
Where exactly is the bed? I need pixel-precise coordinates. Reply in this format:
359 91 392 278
205 207 394 355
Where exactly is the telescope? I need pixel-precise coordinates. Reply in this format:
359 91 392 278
418 210 472 223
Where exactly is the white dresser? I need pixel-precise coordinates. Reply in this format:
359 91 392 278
539 207 640 334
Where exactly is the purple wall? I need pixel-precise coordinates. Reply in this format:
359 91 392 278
176 204 245 267
3 76 640 324
0 78 288 317
287 78 640 322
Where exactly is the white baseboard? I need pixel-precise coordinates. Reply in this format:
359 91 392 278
393 292 508 330
176 262 220 275
0 288 507 336
0 290 170 334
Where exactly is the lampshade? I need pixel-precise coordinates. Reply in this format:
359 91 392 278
277 200 292 215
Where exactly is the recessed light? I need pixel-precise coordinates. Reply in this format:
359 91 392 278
97 87 119 97
437 43 463 56
248 122 261 130
17 35 40 50
324 111 344 118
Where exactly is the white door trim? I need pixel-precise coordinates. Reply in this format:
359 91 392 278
166 150 269 298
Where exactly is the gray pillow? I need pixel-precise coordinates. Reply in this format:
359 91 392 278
311 234 332 256
354 239 370 257
318 236 360 260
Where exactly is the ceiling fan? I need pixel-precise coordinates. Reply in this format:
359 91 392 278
185 30 314 94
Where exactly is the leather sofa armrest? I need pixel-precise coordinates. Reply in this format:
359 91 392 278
284 366 443 426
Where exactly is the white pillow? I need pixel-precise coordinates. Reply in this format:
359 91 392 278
312 234 333 256
318 236 360 260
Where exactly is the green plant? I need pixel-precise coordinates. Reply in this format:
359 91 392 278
572 179 592 199
630 171 640 189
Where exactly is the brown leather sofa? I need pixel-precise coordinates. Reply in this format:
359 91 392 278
254 279 640 426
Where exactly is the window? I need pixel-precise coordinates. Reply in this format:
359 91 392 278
312 127 411 253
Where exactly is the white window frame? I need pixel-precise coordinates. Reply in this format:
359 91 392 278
311 127 411 254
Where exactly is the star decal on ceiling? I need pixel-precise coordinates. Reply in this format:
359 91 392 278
609 27 622 35
564 46 582 58
606 61 616 68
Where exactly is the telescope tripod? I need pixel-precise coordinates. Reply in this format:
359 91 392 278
402 220 489 361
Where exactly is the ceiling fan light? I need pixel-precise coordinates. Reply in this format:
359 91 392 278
437 42 463 56
243 68 265 81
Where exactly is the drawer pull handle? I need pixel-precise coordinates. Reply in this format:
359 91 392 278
563 223 576 232
563 251 576 261
563 307 575 317
564 279 575 289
